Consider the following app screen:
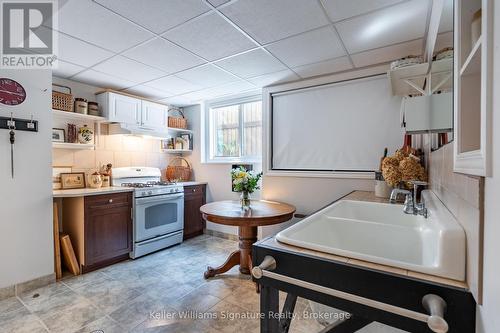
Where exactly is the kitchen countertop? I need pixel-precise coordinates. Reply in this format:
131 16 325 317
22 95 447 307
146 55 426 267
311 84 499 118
53 181 208 198
53 186 134 198
262 190 468 289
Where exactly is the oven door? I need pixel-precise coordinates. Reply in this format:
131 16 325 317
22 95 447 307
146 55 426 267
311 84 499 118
135 193 184 242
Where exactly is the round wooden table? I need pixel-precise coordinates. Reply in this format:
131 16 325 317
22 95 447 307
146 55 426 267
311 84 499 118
200 200 295 279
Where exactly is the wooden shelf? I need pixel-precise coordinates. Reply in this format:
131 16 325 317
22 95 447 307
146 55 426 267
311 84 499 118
388 58 453 96
52 142 95 150
460 36 482 76
52 109 107 123
162 149 192 154
167 127 193 134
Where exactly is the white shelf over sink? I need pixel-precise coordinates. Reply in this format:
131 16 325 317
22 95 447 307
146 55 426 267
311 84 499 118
167 127 193 134
52 109 107 123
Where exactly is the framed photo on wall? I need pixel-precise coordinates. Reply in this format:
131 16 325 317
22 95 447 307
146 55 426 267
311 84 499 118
60 172 86 189
52 128 65 142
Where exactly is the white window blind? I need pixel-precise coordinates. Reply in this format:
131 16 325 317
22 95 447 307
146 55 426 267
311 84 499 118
271 75 403 172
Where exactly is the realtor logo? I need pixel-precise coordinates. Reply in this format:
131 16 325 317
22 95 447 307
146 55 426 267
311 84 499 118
1 0 58 68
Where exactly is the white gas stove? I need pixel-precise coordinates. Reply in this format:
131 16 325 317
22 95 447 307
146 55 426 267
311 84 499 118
112 167 184 258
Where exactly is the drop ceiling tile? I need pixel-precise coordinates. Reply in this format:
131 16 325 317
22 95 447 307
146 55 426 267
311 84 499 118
335 0 429 54
145 75 202 95
94 0 210 34
123 37 205 74
292 57 353 78
122 85 173 100
175 65 238 88
350 39 423 68
266 26 345 68
93 56 166 83
58 0 155 52
439 0 453 33
71 69 136 90
159 96 197 107
247 70 299 87
199 80 258 98
208 0 231 7
215 49 287 78
53 60 86 78
220 0 329 44
163 13 256 61
321 0 406 22
56 32 114 67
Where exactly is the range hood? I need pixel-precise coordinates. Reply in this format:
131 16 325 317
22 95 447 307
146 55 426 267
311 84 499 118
108 123 169 139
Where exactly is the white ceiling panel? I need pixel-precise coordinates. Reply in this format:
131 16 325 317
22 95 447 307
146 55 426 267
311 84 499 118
215 49 287 78
145 75 202 95
93 56 166 83
220 0 329 44
195 80 258 98
71 69 136 90
439 0 454 33
335 0 429 54
208 0 231 7
53 60 86 78
292 56 353 78
247 70 299 87
266 26 345 68
163 13 256 61
56 32 114 67
175 65 238 88
94 0 210 34
321 0 406 22
350 39 423 68
58 0 155 53
123 37 205 74
122 85 173 100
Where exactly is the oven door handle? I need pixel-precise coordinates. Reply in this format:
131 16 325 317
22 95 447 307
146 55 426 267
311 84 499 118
136 193 184 205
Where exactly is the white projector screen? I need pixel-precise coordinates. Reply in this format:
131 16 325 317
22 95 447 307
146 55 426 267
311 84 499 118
271 75 404 172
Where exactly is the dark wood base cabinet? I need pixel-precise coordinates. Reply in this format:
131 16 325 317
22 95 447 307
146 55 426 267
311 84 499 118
62 192 133 273
183 184 206 240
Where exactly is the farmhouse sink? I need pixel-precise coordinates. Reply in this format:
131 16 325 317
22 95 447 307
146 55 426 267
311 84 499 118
276 190 466 280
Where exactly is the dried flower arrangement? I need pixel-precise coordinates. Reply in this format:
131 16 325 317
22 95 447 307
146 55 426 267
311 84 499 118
382 149 427 189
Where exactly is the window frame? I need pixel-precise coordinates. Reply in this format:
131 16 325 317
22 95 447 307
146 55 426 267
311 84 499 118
203 94 263 164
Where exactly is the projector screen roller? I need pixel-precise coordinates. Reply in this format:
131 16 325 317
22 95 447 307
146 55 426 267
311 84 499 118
271 75 404 172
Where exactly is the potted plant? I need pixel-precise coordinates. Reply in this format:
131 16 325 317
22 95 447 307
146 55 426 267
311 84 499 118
231 167 263 211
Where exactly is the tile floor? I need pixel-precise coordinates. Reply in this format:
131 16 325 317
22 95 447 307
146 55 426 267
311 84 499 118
0 235 405 333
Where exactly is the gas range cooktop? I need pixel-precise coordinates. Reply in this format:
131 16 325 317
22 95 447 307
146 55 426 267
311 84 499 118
111 167 184 198
120 181 177 188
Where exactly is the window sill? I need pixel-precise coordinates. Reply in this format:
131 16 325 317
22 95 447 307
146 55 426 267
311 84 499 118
265 170 375 179
202 158 262 165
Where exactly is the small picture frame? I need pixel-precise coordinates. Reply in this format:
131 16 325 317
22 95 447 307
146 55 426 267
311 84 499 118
52 128 65 142
60 172 86 189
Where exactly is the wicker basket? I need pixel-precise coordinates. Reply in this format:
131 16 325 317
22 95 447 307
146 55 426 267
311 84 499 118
52 84 73 112
166 157 192 182
168 108 187 129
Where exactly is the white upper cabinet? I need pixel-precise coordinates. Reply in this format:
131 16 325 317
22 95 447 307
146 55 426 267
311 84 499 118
98 92 141 124
97 92 169 131
141 101 167 129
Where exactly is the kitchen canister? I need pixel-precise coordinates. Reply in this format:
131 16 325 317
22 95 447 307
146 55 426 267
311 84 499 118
78 125 94 144
87 102 100 116
374 171 392 198
101 175 110 187
88 173 102 189
74 98 88 115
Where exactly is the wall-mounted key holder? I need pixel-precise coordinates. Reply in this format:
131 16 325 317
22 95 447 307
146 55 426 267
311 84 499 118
0 115 38 132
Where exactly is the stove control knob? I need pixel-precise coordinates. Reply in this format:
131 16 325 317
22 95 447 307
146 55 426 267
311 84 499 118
170 189 174 193
175 188 180 192
141 191 146 196
148 191 153 195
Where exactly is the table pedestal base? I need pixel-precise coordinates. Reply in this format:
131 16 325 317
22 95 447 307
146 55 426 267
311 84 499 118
204 226 257 279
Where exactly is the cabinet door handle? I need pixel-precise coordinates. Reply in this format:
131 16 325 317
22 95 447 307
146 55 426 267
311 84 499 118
108 199 113 203
193 189 196 192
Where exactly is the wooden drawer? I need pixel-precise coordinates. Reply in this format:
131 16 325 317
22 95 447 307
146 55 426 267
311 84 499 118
84 192 131 209
184 185 204 197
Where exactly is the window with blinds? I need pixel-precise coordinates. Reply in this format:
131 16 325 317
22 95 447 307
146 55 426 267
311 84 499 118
208 99 262 162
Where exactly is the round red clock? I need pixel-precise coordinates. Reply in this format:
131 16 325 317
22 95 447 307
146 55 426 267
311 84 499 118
0 78 26 106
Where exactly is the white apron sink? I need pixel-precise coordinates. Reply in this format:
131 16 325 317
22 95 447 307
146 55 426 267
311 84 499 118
276 190 466 281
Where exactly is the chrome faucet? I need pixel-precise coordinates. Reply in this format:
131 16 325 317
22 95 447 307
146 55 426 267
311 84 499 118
390 181 428 218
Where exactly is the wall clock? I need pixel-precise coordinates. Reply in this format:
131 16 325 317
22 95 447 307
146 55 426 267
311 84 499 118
0 78 26 106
